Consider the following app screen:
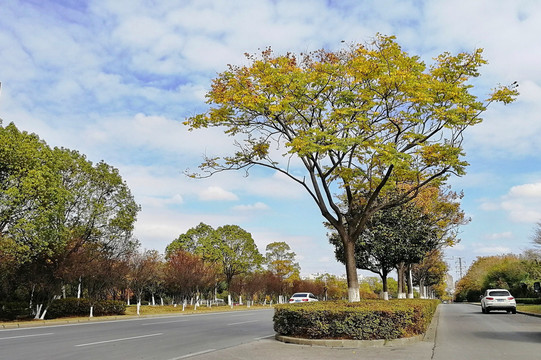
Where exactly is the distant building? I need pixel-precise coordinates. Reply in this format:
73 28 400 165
445 273 455 294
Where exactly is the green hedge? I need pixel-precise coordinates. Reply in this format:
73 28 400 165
0 302 33 321
273 299 439 340
516 298 541 304
46 298 126 319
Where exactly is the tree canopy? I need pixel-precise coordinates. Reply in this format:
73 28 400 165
0 122 140 311
185 34 518 301
265 241 300 280
166 223 263 290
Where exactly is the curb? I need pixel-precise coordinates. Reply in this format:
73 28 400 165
275 304 441 348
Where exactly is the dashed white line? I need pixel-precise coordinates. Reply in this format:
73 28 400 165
75 333 163 347
227 320 258 326
253 334 275 340
0 332 54 340
170 349 216 359
141 319 189 326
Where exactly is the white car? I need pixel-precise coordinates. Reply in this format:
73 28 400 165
288 292 319 303
481 289 516 314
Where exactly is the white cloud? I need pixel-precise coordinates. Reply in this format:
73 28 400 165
473 245 512 255
480 181 541 223
483 232 513 241
199 186 238 201
508 183 541 198
232 202 269 211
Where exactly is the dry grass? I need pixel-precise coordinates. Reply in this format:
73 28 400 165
124 303 267 315
517 304 541 314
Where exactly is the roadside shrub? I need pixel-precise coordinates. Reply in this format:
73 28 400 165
0 302 33 321
273 299 439 340
46 298 126 319
516 298 541 304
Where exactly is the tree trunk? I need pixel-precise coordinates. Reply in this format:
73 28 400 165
407 265 414 299
397 263 406 299
29 284 35 311
34 304 42 320
381 271 389 301
39 308 47 320
77 277 82 299
89 306 93 318
343 239 360 302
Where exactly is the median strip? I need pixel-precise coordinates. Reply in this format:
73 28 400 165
75 333 162 347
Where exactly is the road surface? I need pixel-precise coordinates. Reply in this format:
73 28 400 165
2 303 541 359
0 308 275 360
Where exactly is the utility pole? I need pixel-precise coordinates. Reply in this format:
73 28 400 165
446 256 466 279
456 257 466 279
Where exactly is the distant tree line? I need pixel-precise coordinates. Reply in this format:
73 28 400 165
455 227 541 302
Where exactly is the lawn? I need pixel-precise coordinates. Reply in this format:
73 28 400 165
124 303 268 316
517 304 541 314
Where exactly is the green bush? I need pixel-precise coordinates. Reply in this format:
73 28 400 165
516 298 541 304
0 302 33 321
46 298 126 319
273 299 439 340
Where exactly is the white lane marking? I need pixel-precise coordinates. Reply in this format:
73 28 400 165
75 333 162 347
141 319 189 326
253 334 275 340
230 313 255 317
170 349 216 359
0 332 54 340
227 320 258 326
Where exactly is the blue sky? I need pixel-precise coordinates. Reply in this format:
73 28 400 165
1 0 541 279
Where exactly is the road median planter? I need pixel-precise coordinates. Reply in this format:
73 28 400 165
273 299 439 342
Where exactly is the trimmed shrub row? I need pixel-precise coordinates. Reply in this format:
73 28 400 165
46 298 126 319
0 302 34 321
516 298 541 304
273 299 439 340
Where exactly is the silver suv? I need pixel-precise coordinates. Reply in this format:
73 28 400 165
481 289 517 314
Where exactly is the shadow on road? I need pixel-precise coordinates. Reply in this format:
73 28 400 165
472 330 541 344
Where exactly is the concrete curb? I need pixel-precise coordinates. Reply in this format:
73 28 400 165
275 304 441 348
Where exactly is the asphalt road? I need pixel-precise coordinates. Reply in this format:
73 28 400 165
2 304 541 360
431 303 541 359
189 303 541 360
0 308 275 360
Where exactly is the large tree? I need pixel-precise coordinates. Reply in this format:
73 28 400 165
265 241 300 280
167 223 263 290
185 35 517 301
0 122 140 307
